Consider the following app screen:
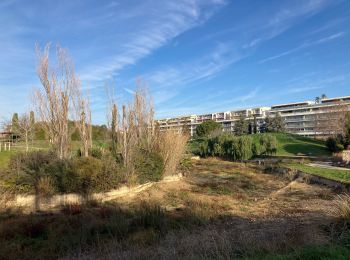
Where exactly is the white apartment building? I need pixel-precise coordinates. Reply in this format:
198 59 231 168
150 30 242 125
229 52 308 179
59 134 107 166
157 95 350 137
269 96 350 137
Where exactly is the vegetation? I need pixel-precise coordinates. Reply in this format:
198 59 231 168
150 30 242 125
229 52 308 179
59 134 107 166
195 120 222 137
265 113 285 133
1 158 348 259
191 133 277 160
234 114 248 136
190 133 329 158
285 162 350 184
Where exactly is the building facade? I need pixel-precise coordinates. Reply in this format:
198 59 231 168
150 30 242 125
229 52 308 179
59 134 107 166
157 96 350 137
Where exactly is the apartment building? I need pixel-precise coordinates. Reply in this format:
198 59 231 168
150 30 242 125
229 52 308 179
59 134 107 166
269 96 350 137
157 107 270 137
157 95 350 137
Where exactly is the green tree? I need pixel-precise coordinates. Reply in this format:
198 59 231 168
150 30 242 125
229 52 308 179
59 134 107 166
12 113 19 133
195 120 222 137
234 115 248 136
29 111 35 126
266 113 285 133
253 115 258 134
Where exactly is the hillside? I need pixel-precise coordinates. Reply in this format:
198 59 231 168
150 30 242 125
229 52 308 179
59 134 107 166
252 133 330 157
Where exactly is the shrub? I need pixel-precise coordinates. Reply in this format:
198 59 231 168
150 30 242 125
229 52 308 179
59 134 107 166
326 137 344 153
77 147 104 159
8 151 57 193
260 134 278 155
157 131 189 176
70 157 103 195
135 150 164 183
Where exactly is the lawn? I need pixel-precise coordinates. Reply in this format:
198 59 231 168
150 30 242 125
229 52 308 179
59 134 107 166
253 133 330 157
285 162 350 184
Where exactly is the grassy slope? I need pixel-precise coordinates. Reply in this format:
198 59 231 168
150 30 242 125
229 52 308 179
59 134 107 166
285 162 350 184
252 133 330 157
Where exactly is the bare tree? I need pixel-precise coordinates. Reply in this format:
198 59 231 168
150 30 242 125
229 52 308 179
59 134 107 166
72 84 92 157
34 44 80 159
17 113 35 152
315 101 350 137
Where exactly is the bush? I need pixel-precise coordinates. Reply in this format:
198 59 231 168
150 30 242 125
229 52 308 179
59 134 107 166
260 134 278 155
203 134 256 160
8 151 58 193
135 150 164 183
7 151 125 195
326 137 344 153
77 147 104 159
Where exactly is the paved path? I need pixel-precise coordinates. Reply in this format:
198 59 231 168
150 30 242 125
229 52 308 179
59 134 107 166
308 162 350 171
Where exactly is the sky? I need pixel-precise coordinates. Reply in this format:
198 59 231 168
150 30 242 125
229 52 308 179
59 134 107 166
0 0 350 124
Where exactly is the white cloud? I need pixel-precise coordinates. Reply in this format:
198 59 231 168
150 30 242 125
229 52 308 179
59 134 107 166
80 0 225 82
259 31 345 64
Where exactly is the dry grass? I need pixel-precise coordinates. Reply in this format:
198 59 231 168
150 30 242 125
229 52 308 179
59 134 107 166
1 158 345 259
158 130 189 176
329 193 350 220
37 176 55 197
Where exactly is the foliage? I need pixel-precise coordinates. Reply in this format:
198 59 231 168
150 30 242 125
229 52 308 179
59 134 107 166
260 134 278 155
195 120 222 137
6 151 126 194
234 115 248 136
326 137 344 153
135 150 164 183
200 134 255 160
265 113 285 133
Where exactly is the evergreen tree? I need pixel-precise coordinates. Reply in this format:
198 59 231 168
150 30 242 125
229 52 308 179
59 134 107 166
29 111 35 126
253 115 258 134
11 113 19 133
196 120 222 137
272 113 285 133
234 115 248 136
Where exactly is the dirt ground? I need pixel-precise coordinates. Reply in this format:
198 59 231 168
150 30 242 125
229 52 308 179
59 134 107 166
118 158 335 221
70 158 342 259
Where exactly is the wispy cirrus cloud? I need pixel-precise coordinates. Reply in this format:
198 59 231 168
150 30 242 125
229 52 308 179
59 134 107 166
80 0 226 82
259 31 345 64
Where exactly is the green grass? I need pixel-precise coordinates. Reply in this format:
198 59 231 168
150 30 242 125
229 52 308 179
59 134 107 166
0 150 17 169
253 133 330 157
0 140 108 169
285 162 350 184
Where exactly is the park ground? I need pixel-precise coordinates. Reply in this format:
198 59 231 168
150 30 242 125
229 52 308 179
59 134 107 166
1 158 350 259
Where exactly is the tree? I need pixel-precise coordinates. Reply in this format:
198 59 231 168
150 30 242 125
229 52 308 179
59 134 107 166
17 113 35 152
195 120 222 137
266 113 285 133
315 96 320 104
12 113 19 133
271 113 285 133
234 115 248 136
34 44 81 159
111 103 118 157
253 115 258 134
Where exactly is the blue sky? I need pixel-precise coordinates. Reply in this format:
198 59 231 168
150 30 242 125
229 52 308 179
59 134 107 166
1 0 350 124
